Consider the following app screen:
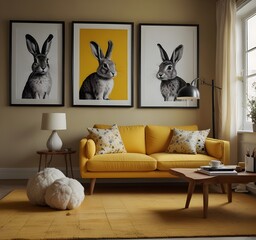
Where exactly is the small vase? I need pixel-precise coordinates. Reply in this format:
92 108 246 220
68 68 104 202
253 123 256 132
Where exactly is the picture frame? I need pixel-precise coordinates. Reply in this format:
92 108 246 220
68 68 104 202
10 20 64 106
139 24 199 108
72 21 133 107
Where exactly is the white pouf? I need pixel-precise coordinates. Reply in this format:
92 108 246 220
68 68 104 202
26 168 65 206
45 177 85 210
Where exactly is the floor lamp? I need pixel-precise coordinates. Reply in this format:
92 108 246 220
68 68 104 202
201 79 221 138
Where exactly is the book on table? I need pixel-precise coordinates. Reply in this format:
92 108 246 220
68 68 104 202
196 165 238 176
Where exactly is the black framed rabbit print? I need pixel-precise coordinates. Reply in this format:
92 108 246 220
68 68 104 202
72 22 133 107
10 21 64 106
139 24 199 108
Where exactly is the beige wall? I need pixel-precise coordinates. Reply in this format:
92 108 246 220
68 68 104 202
0 0 216 176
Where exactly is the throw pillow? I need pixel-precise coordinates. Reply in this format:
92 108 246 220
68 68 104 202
166 128 199 154
87 124 127 154
196 129 210 154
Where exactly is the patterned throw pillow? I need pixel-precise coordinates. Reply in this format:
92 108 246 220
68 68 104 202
196 129 210 154
166 128 199 154
87 124 127 155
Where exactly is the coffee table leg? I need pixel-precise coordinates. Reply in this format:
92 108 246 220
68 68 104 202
185 181 195 208
203 183 209 218
227 183 232 202
220 184 226 193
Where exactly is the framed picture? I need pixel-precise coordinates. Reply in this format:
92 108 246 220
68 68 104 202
139 24 199 108
72 21 133 107
10 20 64 106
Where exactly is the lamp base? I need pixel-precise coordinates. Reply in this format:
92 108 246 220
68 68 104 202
46 130 63 151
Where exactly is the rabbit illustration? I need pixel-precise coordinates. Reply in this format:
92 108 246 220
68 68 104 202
156 44 186 101
22 34 53 99
79 40 117 100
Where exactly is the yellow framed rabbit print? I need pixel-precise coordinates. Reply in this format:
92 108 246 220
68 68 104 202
72 22 133 107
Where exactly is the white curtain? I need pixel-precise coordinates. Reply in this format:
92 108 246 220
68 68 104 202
215 0 237 164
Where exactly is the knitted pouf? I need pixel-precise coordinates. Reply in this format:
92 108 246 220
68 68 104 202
26 168 65 206
45 177 85 210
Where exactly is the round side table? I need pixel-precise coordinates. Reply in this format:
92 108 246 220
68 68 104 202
37 150 76 178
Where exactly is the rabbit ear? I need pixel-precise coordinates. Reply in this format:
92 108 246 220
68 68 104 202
41 34 53 55
90 41 104 61
105 40 113 59
157 44 169 61
25 34 40 56
170 44 183 64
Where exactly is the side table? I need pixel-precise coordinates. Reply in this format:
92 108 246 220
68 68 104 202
37 150 76 178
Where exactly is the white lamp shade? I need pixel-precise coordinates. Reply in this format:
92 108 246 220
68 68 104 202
41 113 66 151
41 113 67 130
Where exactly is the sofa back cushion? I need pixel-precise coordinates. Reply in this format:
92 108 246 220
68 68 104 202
145 125 199 154
93 124 146 154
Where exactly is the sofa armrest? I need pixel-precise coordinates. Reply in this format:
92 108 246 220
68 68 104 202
205 138 230 165
79 138 96 176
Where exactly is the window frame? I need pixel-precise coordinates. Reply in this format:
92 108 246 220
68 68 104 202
237 5 256 131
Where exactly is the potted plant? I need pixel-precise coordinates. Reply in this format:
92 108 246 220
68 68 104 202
247 97 256 131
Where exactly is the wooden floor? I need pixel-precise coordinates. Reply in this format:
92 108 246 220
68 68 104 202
0 179 256 240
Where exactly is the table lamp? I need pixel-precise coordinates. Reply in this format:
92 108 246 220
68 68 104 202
41 113 67 151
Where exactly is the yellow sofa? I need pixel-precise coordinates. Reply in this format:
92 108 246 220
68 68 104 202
79 124 230 194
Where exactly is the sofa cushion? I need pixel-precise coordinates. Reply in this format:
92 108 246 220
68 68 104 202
87 153 157 172
94 124 146 154
205 139 223 159
145 125 198 155
88 124 126 155
166 128 199 154
150 153 217 170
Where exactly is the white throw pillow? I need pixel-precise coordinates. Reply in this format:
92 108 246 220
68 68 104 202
87 124 126 154
166 128 199 154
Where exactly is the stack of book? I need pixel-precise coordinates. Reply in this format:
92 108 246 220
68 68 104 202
196 165 238 176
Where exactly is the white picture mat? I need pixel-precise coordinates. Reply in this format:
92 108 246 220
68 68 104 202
11 22 63 105
140 25 198 107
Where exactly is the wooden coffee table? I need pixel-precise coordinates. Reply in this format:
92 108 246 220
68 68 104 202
169 168 256 218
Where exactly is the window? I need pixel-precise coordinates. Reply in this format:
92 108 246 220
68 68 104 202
236 1 256 130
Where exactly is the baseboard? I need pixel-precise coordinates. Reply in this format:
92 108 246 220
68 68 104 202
0 167 81 179
0 168 184 184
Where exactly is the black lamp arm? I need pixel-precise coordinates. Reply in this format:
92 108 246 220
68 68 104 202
201 79 222 90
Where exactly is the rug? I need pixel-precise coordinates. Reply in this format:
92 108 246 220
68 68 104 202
0 184 256 239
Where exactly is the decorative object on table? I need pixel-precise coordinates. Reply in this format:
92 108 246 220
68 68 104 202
26 168 65 206
139 24 199 108
45 177 84 210
9 20 64 106
72 22 133 107
196 164 238 176
209 159 221 168
245 148 256 172
41 113 67 151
